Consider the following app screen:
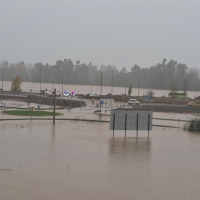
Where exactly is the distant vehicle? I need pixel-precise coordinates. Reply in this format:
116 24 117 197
89 93 99 97
63 91 70 97
128 99 140 106
85 93 92 97
86 93 98 97
187 102 199 107
46 92 53 97
71 91 75 97
63 91 75 97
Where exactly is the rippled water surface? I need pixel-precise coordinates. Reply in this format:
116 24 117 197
0 119 200 200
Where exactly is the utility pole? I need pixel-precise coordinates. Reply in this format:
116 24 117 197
53 88 56 125
1 62 4 107
40 65 42 93
100 66 103 120
52 66 54 89
100 66 103 96
111 67 113 94
124 73 127 107
1 61 7 107
132 70 134 87
125 73 127 94
91 66 93 93
61 64 63 99
138 69 140 97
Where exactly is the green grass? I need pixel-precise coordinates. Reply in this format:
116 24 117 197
2 110 62 116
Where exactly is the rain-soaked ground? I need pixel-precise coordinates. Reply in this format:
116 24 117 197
1 104 200 200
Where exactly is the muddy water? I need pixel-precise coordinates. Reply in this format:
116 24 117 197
0 118 200 200
3 81 200 98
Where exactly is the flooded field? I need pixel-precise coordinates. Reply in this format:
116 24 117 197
0 114 200 200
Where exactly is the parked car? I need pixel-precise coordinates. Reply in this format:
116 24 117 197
187 102 199 107
85 93 92 97
46 92 53 97
71 91 76 97
128 99 140 106
63 91 70 97
63 91 75 97
85 93 103 97
89 93 99 97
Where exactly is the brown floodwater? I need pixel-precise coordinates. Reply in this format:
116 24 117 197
3 81 200 98
0 116 200 200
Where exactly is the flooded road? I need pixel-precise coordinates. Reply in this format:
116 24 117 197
0 118 200 200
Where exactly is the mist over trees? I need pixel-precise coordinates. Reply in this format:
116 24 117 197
0 58 200 91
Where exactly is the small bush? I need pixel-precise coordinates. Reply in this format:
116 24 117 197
184 118 200 132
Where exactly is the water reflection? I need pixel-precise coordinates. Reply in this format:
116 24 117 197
109 138 152 169
108 138 153 193
51 124 56 145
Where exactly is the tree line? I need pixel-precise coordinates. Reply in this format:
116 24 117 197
0 58 199 92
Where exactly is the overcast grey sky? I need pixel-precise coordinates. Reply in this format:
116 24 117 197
0 0 200 69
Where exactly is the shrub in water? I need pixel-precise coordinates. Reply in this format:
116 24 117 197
195 119 200 131
184 118 200 132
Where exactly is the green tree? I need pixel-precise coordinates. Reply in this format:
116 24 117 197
31 62 43 82
128 84 132 96
11 76 22 92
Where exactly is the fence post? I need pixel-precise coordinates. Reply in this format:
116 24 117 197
53 88 56 125
136 113 139 138
125 114 127 138
113 113 115 138
148 114 150 138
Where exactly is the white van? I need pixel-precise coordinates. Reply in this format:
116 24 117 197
128 99 140 106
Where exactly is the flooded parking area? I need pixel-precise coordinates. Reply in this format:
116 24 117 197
0 119 200 200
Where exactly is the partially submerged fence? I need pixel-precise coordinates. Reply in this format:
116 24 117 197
0 116 191 129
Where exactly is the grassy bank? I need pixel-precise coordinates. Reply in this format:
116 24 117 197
2 110 62 116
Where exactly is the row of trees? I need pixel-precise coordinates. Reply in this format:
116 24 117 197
0 58 199 92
